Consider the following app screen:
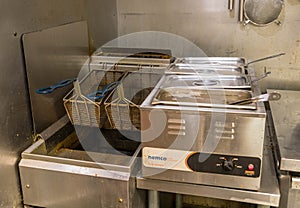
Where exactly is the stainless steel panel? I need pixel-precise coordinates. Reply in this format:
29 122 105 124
19 114 145 207
116 0 300 91
23 21 89 133
142 113 265 156
86 0 118 49
142 166 262 191
268 89 300 172
141 114 266 190
137 135 280 207
0 1 86 207
19 159 145 208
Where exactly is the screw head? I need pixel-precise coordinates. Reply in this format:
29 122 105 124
118 198 123 203
26 184 30 189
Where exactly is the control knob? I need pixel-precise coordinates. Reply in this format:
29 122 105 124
222 159 234 171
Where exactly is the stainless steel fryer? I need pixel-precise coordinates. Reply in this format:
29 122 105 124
19 115 145 208
140 68 267 191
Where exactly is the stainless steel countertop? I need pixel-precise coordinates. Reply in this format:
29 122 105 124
268 89 300 172
136 126 280 207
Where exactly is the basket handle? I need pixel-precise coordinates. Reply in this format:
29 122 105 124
116 83 126 100
73 81 82 96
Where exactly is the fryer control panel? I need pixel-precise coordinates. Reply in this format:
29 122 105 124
186 153 261 177
143 147 261 178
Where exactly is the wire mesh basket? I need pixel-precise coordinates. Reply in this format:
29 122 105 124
104 71 163 131
63 70 125 127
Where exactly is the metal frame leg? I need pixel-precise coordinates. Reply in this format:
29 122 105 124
279 174 291 208
176 194 182 208
148 190 160 208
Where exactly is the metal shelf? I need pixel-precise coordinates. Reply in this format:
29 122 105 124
268 89 300 172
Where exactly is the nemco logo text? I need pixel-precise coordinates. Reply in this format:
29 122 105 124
148 156 168 161
148 156 167 161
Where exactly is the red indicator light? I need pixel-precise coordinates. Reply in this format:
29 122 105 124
248 164 254 171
